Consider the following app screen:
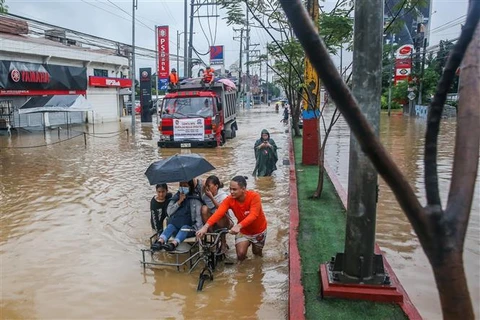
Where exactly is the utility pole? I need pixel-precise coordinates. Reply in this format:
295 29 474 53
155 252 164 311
233 28 244 106
130 0 138 134
417 38 427 105
177 30 183 74
266 47 269 104
245 4 251 109
184 0 188 78
387 33 395 116
330 0 387 285
188 0 195 78
301 0 321 165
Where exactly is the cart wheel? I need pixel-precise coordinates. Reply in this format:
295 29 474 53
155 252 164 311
197 277 205 291
197 274 210 291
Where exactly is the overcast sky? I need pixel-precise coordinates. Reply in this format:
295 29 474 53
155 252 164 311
4 0 470 77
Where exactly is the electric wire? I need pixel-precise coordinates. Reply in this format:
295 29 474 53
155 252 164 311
195 0 212 55
100 0 178 48
1 13 181 61
430 14 467 33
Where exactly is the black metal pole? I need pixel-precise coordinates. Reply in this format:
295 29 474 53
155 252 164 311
418 38 428 105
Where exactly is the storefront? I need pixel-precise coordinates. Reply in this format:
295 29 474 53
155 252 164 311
0 60 88 128
0 30 130 129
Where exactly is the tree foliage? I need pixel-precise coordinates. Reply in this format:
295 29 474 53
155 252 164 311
384 0 430 34
216 0 354 137
0 0 8 13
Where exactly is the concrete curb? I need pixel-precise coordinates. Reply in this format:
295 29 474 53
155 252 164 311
323 161 423 320
288 134 306 320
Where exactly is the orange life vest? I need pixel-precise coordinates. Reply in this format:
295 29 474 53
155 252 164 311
169 72 179 84
203 68 214 83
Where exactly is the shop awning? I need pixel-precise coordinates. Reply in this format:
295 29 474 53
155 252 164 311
18 95 93 114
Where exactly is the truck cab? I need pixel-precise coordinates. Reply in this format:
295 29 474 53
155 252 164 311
157 82 237 148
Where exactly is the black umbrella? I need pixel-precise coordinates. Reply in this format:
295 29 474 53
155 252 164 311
145 153 215 185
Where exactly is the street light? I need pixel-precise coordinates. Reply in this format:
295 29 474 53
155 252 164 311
177 30 184 76
178 30 195 78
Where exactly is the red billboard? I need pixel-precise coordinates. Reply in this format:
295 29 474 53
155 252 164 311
89 76 132 88
157 26 170 80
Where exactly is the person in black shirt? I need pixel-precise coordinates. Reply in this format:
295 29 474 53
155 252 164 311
150 183 172 236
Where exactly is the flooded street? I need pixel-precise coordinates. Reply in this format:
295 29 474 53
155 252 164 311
324 109 480 320
2 104 479 320
0 105 290 319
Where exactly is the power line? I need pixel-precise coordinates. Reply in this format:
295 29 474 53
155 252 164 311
430 14 466 33
1 13 181 62
99 0 177 48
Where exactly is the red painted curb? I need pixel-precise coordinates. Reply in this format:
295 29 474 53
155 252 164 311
288 134 306 320
323 161 423 320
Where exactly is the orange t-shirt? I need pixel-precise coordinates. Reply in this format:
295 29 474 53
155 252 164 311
207 190 267 235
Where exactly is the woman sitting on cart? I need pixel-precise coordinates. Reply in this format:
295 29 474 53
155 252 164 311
201 175 234 254
156 180 203 251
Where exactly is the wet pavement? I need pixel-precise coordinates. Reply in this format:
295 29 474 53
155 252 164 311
0 105 290 319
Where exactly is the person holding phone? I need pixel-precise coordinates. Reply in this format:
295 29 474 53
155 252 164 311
252 129 278 177
156 180 199 251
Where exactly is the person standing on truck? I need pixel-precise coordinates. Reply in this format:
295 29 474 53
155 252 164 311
201 65 215 90
168 68 179 91
196 176 268 262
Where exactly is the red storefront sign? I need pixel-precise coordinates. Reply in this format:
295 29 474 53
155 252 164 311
0 61 87 95
89 76 132 88
157 26 170 80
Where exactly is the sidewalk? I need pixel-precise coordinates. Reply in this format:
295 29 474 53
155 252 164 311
289 135 415 320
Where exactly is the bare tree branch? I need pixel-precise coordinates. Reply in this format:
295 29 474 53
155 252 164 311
446 23 480 239
424 1 480 207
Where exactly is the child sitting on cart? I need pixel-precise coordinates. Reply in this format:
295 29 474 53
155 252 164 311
155 180 202 251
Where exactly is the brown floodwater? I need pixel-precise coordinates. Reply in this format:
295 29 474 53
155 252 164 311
2 105 478 320
0 106 290 319
324 109 480 320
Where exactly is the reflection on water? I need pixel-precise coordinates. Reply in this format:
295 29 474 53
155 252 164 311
0 105 289 319
323 109 480 320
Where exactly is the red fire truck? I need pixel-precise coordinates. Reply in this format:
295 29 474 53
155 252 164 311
157 82 238 148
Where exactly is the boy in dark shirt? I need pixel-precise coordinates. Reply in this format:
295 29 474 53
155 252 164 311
150 183 172 236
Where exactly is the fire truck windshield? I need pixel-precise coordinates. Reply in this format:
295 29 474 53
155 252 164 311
162 97 214 118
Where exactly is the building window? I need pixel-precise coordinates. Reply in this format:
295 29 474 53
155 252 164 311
94 69 108 77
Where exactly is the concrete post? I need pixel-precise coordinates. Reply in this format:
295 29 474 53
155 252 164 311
341 0 384 283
